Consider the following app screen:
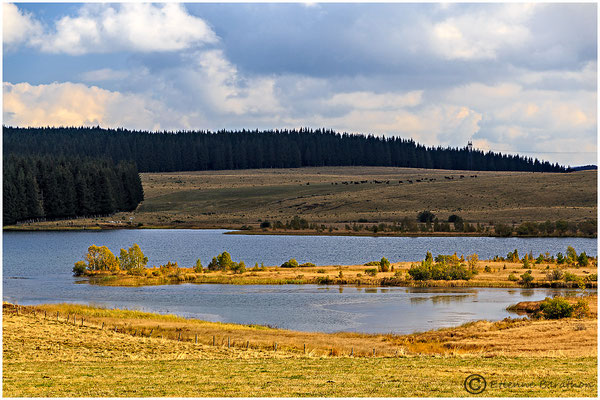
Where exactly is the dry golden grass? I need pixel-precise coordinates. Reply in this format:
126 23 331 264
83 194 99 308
9 166 596 230
3 302 597 397
6 296 597 359
85 259 598 289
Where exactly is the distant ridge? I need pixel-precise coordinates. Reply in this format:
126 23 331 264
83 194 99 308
3 126 567 173
569 165 597 172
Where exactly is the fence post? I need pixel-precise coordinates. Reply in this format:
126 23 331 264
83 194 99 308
115 325 118 333
274 343 278 352
150 329 153 337
81 318 84 327
304 343 306 354
16 306 19 316
101 322 104 330
195 334 198 344
350 347 353 356
213 336 215 346
228 337 230 348
246 340 249 349
373 348 375 356
44 311 47 319
56 311 59 321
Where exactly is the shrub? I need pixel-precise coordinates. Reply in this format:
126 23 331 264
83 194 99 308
540 297 573 319
280 259 299 268
408 259 472 281
546 268 563 281
72 261 87 276
193 259 203 273
379 257 390 272
364 261 381 266
417 210 436 223
299 262 316 268
506 249 520 263
217 251 234 269
208 252 236 271
317 269 325 274
508 273 518 282
484 265 492 273
585 274 597 282
260 221 271 229
408 263 430 280
566 246 578 264
315 276 334 285
448 214 462 223
365 268 377 276
494 223 512 237
520 272 534 286
578 252 589 267
466 254 479 270
230 261 246 274
564 272 578 282
573 299 590 318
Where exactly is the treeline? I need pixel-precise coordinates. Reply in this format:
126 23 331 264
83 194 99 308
3 155 144 225
4 126 567 173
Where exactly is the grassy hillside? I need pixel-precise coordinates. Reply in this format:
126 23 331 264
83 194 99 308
6 167 596 232
3 301 597 397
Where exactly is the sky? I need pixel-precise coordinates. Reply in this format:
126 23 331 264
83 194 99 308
2 2 597 166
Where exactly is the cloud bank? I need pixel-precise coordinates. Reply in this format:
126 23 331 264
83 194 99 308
3 3 597 166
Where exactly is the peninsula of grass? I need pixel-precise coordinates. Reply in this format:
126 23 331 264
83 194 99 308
3 298 597 397
76 245 597 289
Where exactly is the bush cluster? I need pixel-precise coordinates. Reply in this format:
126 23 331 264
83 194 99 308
407 253 473 281
540 297 573 319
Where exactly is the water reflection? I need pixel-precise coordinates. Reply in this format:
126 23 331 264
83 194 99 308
3 230 598 334
408 294 475 305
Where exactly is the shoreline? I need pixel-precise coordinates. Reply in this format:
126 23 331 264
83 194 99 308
3 223 596 238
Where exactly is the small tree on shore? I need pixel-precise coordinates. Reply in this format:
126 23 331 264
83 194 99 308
119 243 148 273
84 245 120 272
379 257 390 272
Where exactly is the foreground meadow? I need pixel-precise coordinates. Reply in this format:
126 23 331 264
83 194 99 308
3 300 597 397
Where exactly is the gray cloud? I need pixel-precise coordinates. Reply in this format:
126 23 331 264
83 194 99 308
3 3 597 166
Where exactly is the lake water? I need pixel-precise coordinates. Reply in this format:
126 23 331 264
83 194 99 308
3 229 597 333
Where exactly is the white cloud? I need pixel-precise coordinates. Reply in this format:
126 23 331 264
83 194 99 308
430 4 535 60
10 3 217 54
3 82 177 131
179 50 283 116
3 3 42 48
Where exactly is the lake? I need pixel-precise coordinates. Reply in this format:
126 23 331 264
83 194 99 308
3 229 597 333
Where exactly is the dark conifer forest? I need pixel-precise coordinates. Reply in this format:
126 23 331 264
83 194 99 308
4 126 567 173
3 155 144 225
